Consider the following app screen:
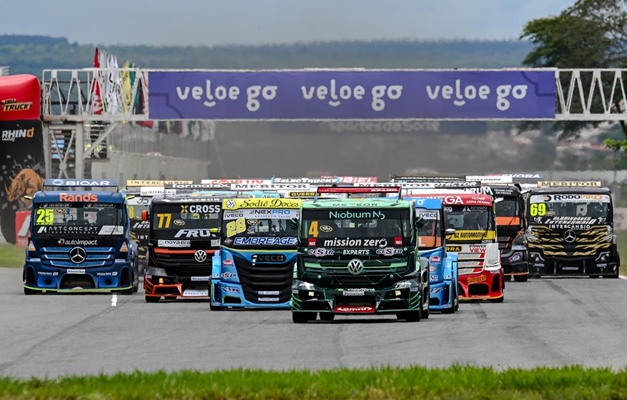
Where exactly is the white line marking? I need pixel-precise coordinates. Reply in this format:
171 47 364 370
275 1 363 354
111 293 118 307
620 275 627 280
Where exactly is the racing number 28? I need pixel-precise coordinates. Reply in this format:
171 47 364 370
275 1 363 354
530 203 547 217
226 218 246 237
36 209 54 225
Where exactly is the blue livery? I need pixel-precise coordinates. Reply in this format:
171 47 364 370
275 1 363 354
23 179 139 295
210 197 302 310
409 197 459 313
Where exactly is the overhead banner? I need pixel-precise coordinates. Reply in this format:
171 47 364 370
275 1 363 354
148 69 556 120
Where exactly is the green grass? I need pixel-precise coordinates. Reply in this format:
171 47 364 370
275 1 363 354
618 230 627 269
0 244 24 268
1 366 627 399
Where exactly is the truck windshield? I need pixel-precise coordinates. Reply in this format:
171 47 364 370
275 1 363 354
32 202 123 236
444 205 493 231
221 208 299 246
301 208 411 247
151 203 221 239
527 193 611 224
416 209 441 249
495 197 518 217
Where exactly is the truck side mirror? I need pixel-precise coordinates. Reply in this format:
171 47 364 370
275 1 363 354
415 217 426 230
289 218 299 230
141 210 148 221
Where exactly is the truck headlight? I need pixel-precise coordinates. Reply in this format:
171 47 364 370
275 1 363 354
293 280 316 291
509 252 523 263
529 252 544 263
596 252 611 262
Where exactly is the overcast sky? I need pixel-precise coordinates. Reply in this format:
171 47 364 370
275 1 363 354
1 0 575 46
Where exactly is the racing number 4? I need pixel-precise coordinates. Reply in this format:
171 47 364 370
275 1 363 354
308 220 319 238
156 213 172 228
530 203 546 217
226 217 246 237
36 209 54 225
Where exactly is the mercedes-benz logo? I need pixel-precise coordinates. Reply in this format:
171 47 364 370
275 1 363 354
347 258 364 275
564 230 577 243
194 250 208 263
69 247 86 264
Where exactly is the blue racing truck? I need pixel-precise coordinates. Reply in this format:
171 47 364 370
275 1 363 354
411 197 459 313
210 197 303 310
23 179 139 295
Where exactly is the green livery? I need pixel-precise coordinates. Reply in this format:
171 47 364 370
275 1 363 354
291 198 430 323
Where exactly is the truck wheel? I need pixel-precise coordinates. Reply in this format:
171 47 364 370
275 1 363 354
145 295 160 303
210 303 224 311
514 274 528 282
292 312 314 323
319 313 335 321
24 287 37 295
421 290 430 319
443 287 456 314
490 296 504 303
399 311 421 322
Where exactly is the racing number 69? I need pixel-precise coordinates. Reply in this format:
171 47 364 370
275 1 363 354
530 203 547 217
226 218 246 237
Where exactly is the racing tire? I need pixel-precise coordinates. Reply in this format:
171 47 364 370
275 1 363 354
24 287 37 295
443 287 457 314
292 312 315 323
119 287 134 295
210 303 225 311
145 295 160 303
490 296 504 303
421 290 430 319
514 274 528 283
589 275 600 279
398 311 421 322
319 313 335 321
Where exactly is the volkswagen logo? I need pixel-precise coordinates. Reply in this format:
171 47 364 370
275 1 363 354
69 247 86 264
226 199 236 208
194 250 208 263
347 259 364 275
564 230 577 243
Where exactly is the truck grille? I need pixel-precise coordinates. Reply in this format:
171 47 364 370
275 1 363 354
232 255 294 304
527 226 611 257
41 246 116 268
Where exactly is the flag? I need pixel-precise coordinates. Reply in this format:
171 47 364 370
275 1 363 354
121 60 132 114
91 48 103 115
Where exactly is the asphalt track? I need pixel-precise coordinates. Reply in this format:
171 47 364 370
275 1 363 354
2 268 627 379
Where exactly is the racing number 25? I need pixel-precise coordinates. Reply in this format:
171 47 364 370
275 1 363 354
36 209 54 225
226 218 246 237
530 203 547 217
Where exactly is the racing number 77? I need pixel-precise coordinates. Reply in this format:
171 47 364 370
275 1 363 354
156 213 172 228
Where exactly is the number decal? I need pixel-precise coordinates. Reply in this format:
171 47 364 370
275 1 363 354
156 213 172 228
226 218 247 237
308 220 319 238
35 209 54 225
529 203 546 217
128 205 135 220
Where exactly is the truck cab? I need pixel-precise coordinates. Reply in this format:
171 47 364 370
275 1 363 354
525 181 618 278
291 186 429 323
23 179 139 295
210 197 303 310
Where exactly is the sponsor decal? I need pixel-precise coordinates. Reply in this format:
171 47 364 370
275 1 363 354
430 255 441 263
469 244 486 253
224 198 302 209
258 297 280 302
191 276 210 281
157 239 191 248
98 225 124 235
221 272 237 279
417 211 439 220
174 229 217 238
1 127 35 142
429 266 436 272
430 275 439 281
173 219 185 226
1 98 33 112
446 246 462 252
66 269 86 274
328 210 386 220
334 306 375 313
252 254 286 263
222 259 234 265
222 287 240 293
322 238 388 247
97 272 118 276
233 236 298 246
343 290 365 296
183 289 208 297
58 193 99 202
308 248 335 257
343 249 370 255
259 290 280 295
431 287 444 293
133 221 150 229
466 274 488 284
320 225 333 232
58 238 98 246
180 204 221 213
376 247 404 256
451 230 496 241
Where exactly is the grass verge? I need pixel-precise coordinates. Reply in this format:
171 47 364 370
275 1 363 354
1 366 627 399
618 230 627 269
0 244 24 268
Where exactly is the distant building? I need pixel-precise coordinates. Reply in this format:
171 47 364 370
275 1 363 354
0 66 9 76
